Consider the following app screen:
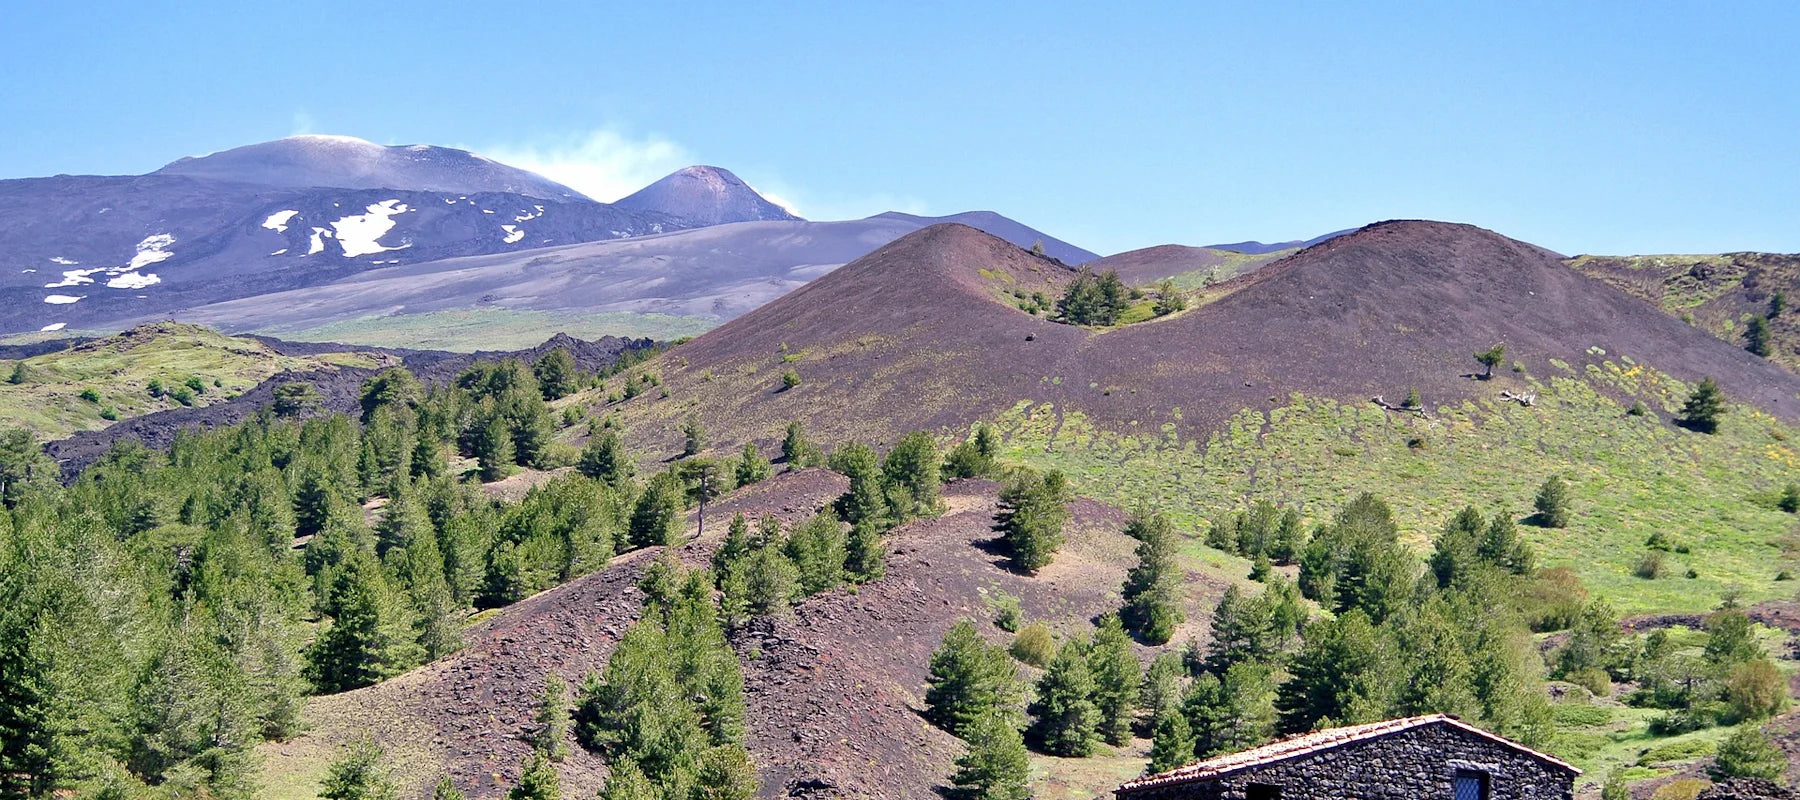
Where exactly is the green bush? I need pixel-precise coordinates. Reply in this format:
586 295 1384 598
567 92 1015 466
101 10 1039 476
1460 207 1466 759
988 591 1023 633
780 370 801 391
1009 623 1056 668
1568 667 1612 698
78 387 101 403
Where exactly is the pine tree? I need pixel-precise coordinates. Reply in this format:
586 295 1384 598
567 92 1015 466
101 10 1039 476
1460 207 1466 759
0 598 56 798
1089 616 1141 746
732 442 769 487
320 737 398 800
993 469 1071 573
596 758 658 800
1680 376 1726 434
1029 638 1100 757
532 348 582 400
1712 725 1784 780
1120 513 1185 644
473 412 517 482
950 711 1031 800
925 620 1023 738
1277 609 1392 733
682 415 706 457
783 513 847 595
723 546 797 622
628 473 686 548
531 675 571 761
712 514 754 577
883 431 942 521
432 776 466 800
1533 475 1572 528
1770 289 1788 319
577 430 633 486
1474 344 1507 379
1204 585 1277 674
1147 710 1196 773
831 442 887 526
1185 663 1278 757
845 520 886 582
507 750 562 800
692 745 759 800
780 420 819 469
1745 317 1772 357
1140 651 1188 725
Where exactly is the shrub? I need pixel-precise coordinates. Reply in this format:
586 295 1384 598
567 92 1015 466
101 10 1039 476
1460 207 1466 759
1534 474 1573 528
1649 779 1708 800
988 591 1023 633
184 376 206 394
1009 624 1056 668
1636 552 1668 579
99 406 118 421
147 378 165 397
1646 532 1674 551
1568 667 1612 698
78 387 100 403
169 386 195 406
1712 725 1784 780
1780 483 1800 513
1679 377 1725 434
780 370 801 391
1723 659 1790 722
1628 400 1650 417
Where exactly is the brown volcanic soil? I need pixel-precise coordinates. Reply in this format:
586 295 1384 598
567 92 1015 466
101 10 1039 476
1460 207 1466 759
1084 243 1283 285
606 221 1800 459
1568 252 1800 375
265 472 1226 799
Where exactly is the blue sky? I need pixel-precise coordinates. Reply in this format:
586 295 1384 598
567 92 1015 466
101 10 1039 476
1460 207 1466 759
2 1 1796 256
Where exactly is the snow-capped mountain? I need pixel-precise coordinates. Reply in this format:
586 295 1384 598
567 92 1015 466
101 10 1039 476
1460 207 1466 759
155 135 588 200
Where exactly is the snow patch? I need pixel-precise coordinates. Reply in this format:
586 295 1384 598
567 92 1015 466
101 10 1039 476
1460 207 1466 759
44 294 83 304
128 234 175 270
270 249 287 256
445 198 458 204
20 269 36 274
501 225 525 244
49 257 77 265
481 209 494 214
262 210 300 233
330 200 412 257
39 322 66 332
44 268 102 288
307 227 334 255
512 209 541 222
106 272 161 289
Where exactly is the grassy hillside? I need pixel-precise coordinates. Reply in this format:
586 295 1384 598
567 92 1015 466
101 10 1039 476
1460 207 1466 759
1569 252 1800 374
0 322 384 439
993 357 1800 616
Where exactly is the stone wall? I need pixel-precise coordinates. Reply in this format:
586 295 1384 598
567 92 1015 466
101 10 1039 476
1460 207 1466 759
1124 722 1575 800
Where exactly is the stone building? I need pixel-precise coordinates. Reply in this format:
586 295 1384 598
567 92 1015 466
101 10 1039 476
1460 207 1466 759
1116 714 1578 800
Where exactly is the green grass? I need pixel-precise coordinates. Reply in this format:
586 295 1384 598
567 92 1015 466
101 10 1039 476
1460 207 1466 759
993 359 1800 616
0 322 384 440
264 308 718 351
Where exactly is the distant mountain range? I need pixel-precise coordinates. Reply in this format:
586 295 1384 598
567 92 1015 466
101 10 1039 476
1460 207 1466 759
0 136 1098 338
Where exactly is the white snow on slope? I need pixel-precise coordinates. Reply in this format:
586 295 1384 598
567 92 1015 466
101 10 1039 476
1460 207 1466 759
20 269 36 274
107 272 161 289
40 322 66 331
44 268 102 288
512 209 541 222
271 249 287 256
49 257 77 265
262 210 300 233
307 227 333 255
331 200 411 257
501 225 525 244
129 234 175 270
44 294 83 304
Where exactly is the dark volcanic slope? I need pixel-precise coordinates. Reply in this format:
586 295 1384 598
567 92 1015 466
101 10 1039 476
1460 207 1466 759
154 135 586 200
611 165 801 226
1568 252 1800 375
613 220 1800 456
871 210 1099 265
1085 243 1286 285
